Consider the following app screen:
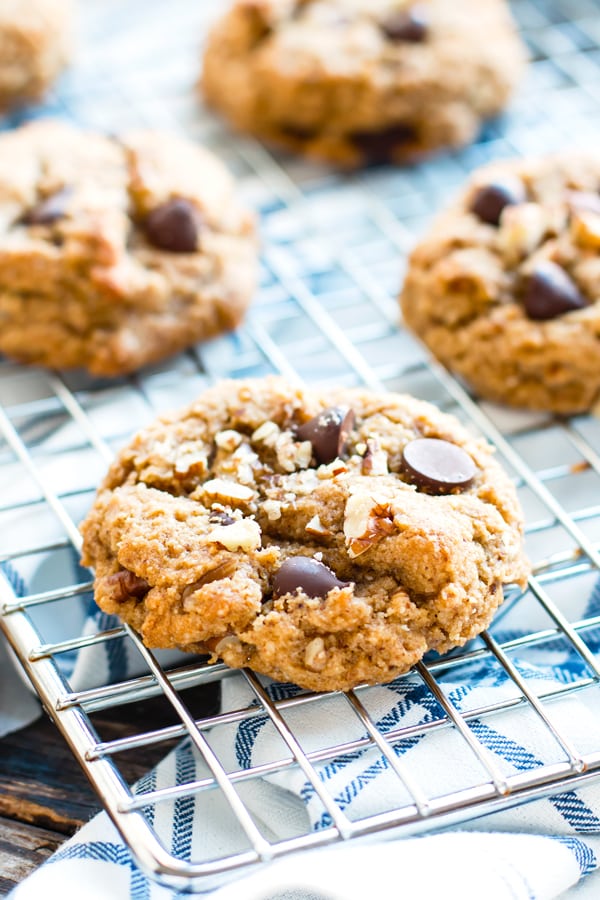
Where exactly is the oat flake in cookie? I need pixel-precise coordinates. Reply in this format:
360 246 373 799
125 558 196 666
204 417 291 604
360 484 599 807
401 154 600 414
0 120 257 376
0 0 72 110
81 378 529 692
201 0 526 167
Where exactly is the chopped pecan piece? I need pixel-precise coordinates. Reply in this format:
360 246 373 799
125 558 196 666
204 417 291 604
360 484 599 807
344 494 396 558
104 570 150 602
182 560 239 600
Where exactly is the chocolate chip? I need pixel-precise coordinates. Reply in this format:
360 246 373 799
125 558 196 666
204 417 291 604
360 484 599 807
380 7 428 42
272 557 349 600
470 177 526 226
523 261 588 320
296 406 355 465
104 570 151 602
351 123 417 165
144 199 201 253
401 438 477 494
21 186 73 226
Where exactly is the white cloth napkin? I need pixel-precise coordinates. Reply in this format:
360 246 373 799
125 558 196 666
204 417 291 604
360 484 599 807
5 576 600 900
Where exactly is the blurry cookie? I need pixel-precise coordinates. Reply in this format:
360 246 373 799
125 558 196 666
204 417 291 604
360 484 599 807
0 0 72 109
401 154 600 414
202 0 526 167
0 120 257 375
81 377 528 692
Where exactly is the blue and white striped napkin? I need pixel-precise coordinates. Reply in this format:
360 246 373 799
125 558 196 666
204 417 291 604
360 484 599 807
4 571 600 900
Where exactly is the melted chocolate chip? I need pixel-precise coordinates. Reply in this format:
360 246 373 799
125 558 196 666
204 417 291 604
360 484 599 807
105 570 151 602
21 186 73 226
523 261 588 321
272 557 349 600
380 7 428 42
144 199 201 253
351 123 417 165
470 177 526 226
401 438 477 494
296 406 355 465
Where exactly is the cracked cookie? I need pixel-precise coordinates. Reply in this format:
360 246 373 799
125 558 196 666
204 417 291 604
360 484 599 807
201 0 526 167
0 119 257 376
81 377 529 692
0 0 72 110
401 154 600 414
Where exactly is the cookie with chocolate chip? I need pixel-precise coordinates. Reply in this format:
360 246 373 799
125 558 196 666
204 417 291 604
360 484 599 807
0 120 257 375
80 377 528 692
0 0 72 110
201 0 526 167
401 154 600 414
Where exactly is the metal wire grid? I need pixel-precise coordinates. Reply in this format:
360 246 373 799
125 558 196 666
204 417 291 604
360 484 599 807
0 0 599 891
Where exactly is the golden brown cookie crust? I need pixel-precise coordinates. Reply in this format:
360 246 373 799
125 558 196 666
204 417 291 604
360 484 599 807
0 120 257 376
401 154 600 414
81 377 529 692
202 0 526 167
0 0 72 109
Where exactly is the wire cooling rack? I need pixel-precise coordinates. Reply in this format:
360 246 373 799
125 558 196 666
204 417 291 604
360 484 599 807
2 0 600 892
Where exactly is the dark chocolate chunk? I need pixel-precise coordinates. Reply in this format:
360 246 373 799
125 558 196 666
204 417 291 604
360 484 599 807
272 557 349 600
380 7 428 42
21 186 73 226
104 570 151 602
523 261 588 321
144 198 201 253
296 406 355 465
401 438 476 494
470 177 526 226
351 123 417 165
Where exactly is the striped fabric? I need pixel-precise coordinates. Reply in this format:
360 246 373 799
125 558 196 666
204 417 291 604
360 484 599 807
4 579 600 899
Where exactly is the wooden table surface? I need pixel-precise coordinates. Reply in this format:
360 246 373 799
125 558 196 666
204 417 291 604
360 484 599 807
0 683 221 895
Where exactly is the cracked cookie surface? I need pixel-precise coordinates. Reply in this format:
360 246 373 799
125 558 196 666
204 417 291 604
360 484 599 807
0 120 257 376
0 0 72 110
401 154 600 414
202 0 525 167
81 377 528 692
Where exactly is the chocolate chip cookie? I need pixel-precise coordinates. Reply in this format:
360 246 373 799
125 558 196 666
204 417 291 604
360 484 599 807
401 154 600 414
202 0 526 167
0 0 72 109
80 377 528 692
0 120 257 376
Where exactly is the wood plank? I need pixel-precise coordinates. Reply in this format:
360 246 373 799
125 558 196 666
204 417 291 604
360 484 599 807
0 816 65 896
0 681 221 832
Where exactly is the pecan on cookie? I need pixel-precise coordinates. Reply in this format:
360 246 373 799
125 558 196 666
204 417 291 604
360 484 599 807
0 0 72 110
401 153 600 413
81 377 529 691
202 0 526 167
0 120 257 376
